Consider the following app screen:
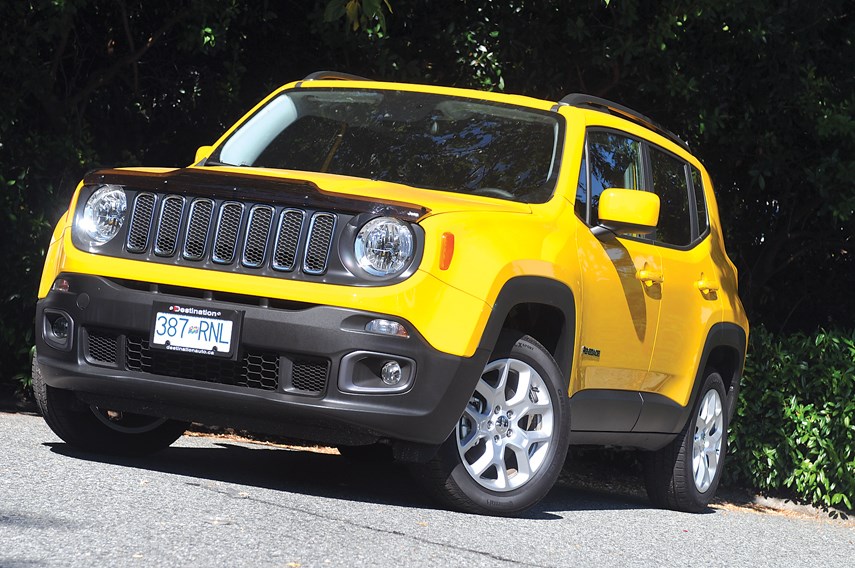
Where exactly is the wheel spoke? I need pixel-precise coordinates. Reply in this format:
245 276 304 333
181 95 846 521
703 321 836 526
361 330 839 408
508 445 532 479
462 403 487 425
492 454 510 490
704 400 719 430
493 361 511 403
522 428 551 445
705 446 719 473
707 424 723 446
694 455 707 488
470 443 495 476
459 428 481 453
505 363 532 407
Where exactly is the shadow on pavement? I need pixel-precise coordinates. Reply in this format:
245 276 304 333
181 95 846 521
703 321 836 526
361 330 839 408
44 438 670 519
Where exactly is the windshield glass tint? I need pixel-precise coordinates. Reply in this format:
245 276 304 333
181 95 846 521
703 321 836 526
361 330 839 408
213 89 563 203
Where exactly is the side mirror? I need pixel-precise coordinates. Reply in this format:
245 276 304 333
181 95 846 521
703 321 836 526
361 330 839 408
194 145 214 164
597 188 660 235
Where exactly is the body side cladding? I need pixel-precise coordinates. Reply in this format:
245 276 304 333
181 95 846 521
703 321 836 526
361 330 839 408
565 322 747 451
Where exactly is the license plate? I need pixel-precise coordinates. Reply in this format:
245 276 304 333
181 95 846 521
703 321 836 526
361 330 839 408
150 302 242 358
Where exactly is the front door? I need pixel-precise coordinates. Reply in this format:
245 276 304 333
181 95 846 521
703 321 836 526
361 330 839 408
576 129 663 394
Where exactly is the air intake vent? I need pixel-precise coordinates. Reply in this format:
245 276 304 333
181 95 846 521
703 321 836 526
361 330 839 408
290 359 330 394
85 330 119 365
126 335 280 391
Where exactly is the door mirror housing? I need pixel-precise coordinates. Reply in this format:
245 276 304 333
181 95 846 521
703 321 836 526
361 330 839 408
194 145 214 164
597 188 660 235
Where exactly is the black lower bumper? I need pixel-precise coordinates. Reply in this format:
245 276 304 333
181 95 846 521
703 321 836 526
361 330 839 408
35 274 489 449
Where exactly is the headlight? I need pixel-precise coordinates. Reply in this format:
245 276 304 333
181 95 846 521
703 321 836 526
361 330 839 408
354 217 415 277
78 185 127 246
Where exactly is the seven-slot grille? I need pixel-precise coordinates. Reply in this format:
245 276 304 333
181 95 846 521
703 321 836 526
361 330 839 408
126 193 337 274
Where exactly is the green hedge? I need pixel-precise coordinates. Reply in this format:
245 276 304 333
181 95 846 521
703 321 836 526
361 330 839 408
726 326 855 510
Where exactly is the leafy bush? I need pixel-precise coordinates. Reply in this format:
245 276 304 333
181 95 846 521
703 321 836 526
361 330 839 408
727 326 855 511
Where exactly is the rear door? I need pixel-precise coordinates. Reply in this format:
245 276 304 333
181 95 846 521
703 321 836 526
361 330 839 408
644 149 722 406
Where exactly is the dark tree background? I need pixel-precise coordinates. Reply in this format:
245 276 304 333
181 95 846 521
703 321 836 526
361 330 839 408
1 0 853 387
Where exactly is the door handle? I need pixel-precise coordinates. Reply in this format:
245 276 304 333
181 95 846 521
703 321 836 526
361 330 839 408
695 279 720 293
636 270 664 286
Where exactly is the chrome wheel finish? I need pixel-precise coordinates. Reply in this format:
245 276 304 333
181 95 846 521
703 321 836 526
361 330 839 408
455 358 554 492
692 389 723 493
90 407 169 434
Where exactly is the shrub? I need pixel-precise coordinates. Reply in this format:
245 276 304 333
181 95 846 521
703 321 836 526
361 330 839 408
726 326 855 511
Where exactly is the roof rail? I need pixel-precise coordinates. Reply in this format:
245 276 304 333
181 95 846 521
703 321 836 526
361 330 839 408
301 71 372 82
560 93 689 151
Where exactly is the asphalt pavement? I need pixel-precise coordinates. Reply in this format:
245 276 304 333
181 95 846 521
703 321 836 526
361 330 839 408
1 412 853 567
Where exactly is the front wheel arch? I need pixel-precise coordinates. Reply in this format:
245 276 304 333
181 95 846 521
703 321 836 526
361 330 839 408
477 276 577 386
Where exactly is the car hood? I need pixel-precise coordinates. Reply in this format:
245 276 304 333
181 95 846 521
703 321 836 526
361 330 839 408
84 166 532 221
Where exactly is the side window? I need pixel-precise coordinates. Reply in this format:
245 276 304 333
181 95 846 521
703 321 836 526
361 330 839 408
691 166 709 236
578 131 644 225
649 148 692 246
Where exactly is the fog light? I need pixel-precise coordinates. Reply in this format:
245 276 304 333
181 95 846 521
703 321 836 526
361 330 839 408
381 361 402 385
51 316 69 340
365 319 409 338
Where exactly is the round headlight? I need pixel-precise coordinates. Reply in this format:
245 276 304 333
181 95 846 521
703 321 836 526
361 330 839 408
79 185 127 246
354 217 415 277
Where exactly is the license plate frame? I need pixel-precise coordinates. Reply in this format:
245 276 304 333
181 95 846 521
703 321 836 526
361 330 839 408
149 302 243 359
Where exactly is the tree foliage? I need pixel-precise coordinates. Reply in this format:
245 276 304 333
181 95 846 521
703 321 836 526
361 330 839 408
1 0 853 390
728 326 855 511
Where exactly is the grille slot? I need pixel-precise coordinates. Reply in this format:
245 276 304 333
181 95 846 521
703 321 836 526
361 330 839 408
272 209 305 272
212 202 244 264
242 205 274 268
303 213 336 274
126 193 156 253
154 196 185 256
183 199 214 260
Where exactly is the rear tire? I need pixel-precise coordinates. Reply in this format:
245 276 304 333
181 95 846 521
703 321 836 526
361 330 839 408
414 333 570 516
643 369 727 512
32 354 187 456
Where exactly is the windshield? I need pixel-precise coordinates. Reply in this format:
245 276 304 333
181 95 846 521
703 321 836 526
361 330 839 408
210 88 564 203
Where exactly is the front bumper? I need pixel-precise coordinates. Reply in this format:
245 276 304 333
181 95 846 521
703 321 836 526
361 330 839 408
35 274 490 448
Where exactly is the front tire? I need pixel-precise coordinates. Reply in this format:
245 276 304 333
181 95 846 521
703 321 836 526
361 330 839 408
415 334 570 516
32 354 187 456
643 369 728 512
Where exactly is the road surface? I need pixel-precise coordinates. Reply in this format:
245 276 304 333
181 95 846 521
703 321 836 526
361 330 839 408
1 412 852 567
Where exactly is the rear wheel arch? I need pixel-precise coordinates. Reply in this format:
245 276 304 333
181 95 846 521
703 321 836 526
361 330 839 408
477 276 577 385
682 322 747 427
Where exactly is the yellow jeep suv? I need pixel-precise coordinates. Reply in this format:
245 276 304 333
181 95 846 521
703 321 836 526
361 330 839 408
34 72 748 515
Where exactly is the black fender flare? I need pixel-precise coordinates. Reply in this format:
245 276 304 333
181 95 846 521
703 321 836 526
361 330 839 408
475 276 577 386
678 322 747 430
